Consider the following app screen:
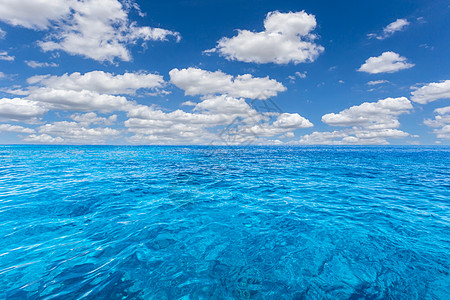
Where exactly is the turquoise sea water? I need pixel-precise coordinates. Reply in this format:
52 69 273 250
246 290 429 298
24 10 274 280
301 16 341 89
0 145 449 299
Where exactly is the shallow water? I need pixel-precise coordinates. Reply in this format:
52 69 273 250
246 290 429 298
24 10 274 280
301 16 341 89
0 145 449 299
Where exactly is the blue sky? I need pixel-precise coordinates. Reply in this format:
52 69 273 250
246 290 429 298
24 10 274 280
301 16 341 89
0 0 449 145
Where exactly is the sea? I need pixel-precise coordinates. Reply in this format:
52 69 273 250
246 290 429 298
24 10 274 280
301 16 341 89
0 145 449 299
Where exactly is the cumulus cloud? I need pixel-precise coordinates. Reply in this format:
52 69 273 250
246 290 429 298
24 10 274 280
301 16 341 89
169 68 286 100
0 0 180 62
424 106 450 139
322 97 413 130
411 80 450 104
298 97 413 145
0 124 35 133
0 0 71 29
70 112 117 125
358 52 414 74
2 70 166 114
28 71 164 95
23 120 120 144
0 50 14 61
125 95 313 145
206 11 324 64
0 98 48 122
27 88 134 113
25 60 59 68
368 19 410 40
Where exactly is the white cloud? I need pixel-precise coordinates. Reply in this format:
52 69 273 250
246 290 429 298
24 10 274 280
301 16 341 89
368 19 410 40
411 80 450 104
367 80 389 86
0 98 47 122
24 120 121 144
424 106 450 139
206 10 324 64
0 0 180 62
0 50 14 61
0 124 35 133
25 60 59 68
0 28 5 39
169 68 286 100
70 112 117 125
125 95 313 145
0 72 6 79
28 71 164 95
0 0 71 29
23 134 65 144
295 71 307 79
297 128 409 145
297 97 413 145
358 52 414 74
322 97 413 129
27 88 134 113
6 70 166 114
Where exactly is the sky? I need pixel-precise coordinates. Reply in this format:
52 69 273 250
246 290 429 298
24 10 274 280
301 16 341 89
0 0 449 145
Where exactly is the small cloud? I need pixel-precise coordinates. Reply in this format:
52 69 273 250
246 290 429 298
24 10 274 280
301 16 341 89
338 80 344 84
182 100 196 106
25 60 59 68
419 44 434 50
358 51 414 74
0 50 14 61
295 71 307 79
328 66 337 71
0 28 5 39
368 18 410 40
367 80 389 86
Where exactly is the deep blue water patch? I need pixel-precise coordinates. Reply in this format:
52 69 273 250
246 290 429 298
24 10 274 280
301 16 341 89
0 145 449 299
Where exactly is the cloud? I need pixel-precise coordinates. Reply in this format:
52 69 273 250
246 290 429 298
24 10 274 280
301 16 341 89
1 70 166 114
169 68 286 100
322 97 413 129
70 112 117 125
298 97 413 145
0 0 71 29
23 120 120 144
358 52 414 74
28 71 164 95
0 124 35 133
25 60 59 68
367 80 389 86
125 95 313 145
368 18 410 40
206 10 324 64
0 0 180 62
0 28 5 39
424 106 450 139
27 88 134 113
0 98 48 122
411 80 450 104
0 50 14 61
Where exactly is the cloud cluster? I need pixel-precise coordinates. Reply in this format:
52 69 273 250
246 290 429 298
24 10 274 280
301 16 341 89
24 120 120 144
0 0 180 62
358 52 414 74
206 11 324 64
411 80 450 104
424 106 450 140
0 50 14 61
169 68 286 100
368 19 410 40
298 97 413 144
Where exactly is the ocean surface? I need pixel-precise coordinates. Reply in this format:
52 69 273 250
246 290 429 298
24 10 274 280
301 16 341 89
0 145 449 299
